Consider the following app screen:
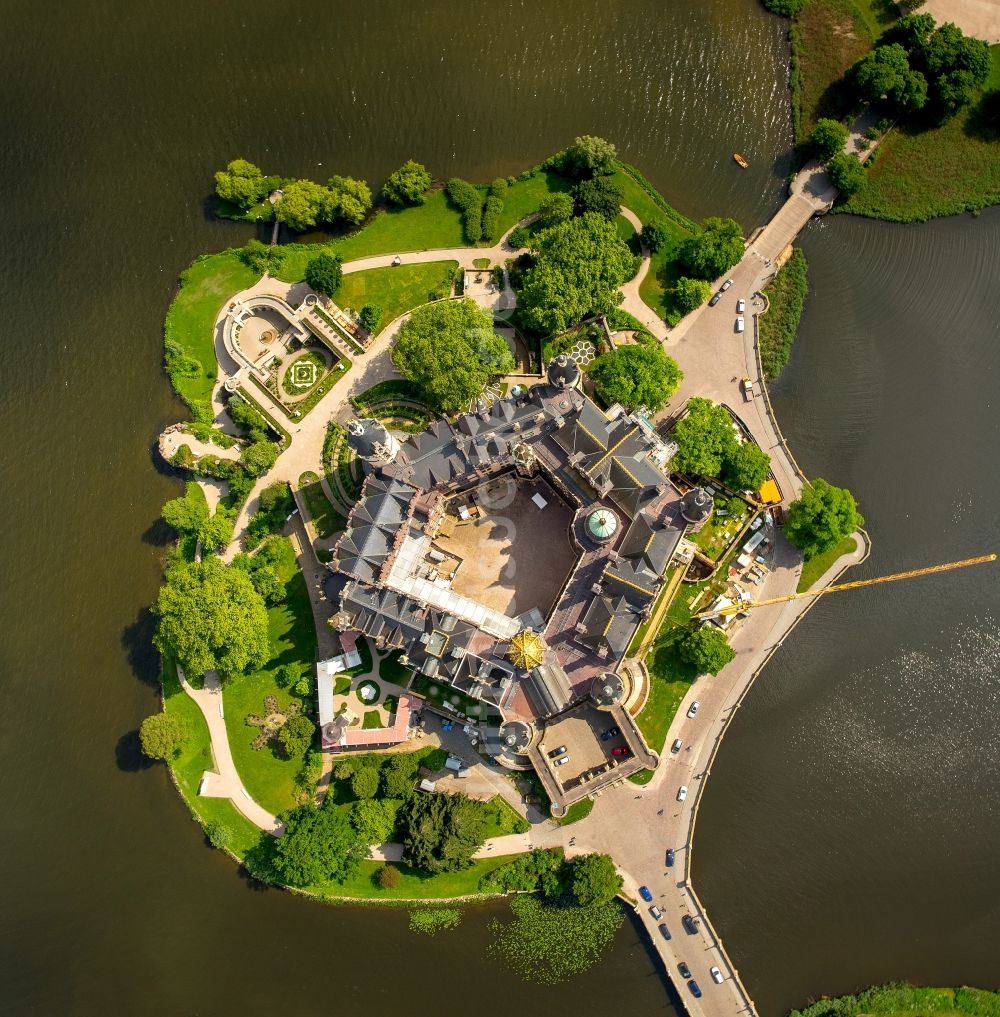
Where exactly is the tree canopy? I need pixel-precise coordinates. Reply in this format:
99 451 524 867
350 799 398 844
640 219 673 253
392 299 513 412
382 160 433 206
589 343 682 413
359 304 383 334
162 488 209 535
398 792 488 874
570 853 623 907
536 192 574 228
305 252 343 297
573 175 624 221
278 714 315 758
680 217 745 280
723 441 772 491
276 179 328 231
152 557 271 682
850 44 929 114
240 440 280 477
671 276 713 315
351 765 381 800
272 804 370 887
784 478 864 559
671 398 738 478
139 712 188 760
214 158 267 210
517 213 638 334
563 135 618 178
680 626 736 676
827 152 867 198
810 118 850 162
324 175 372 225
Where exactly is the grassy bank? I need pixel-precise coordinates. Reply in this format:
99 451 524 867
789 984 1000 1017
759 248 808 379
797 534 857 592
335 260 458 323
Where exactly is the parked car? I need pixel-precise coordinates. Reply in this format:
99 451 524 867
658 922 672 941
711 966 724 984
611 746 631 758
736 297 746 313
600 726 620 741
683 914 701 935
547 745 567 758
671 738 683 754
639 885 653 902
554 755 570 766
688 980 703 999
687 701 700 719
649 905 663 920
735 315 745 333
709 291 722 307
721 278 734 291
678 962 692 979
666 848 675 867
742 377 755 401
677 785 688 802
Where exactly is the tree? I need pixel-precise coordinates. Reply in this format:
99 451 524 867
723 442 771 491
305 252 343 297
276 179 327 231
680 217 745 280
152 557 271 682
240 440 279 477
161 489 209 535
507 226 530 249
934 68 977 121
334 761 355 781
784 478 864 559
351 765 381 800
680 626 736 676
671 276 713 315
393 299 514 413
350 799 397 844
278 714 315 758
671 398 738 478
324 175 372 225
762 0 807 14
885 12 935 52
590 344 682 413
377 864 401 889
921 22 990 83
381 754 417 798
214 158 267 210
573 175 624 221
359 303 383 334
849 45 928 113
517 213 638 334
398 792 488 874
232 555 284 604
199 512 234 553
227 395 268 442
570 853 623 907
640 219 673 253
536 192 574 228
139 712 188 760
827 152 866 198
809 118 850 161
272 804 370 887
382 159 433 206
563 135 618 178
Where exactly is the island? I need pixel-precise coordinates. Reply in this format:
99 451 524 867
147 137 868 1003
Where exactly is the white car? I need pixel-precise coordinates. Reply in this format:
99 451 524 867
735 316 745 333
736 298 746 313
687 701 700 719
710 966 724 984
677 785 688 802
555 755 570 766
721 278 733 291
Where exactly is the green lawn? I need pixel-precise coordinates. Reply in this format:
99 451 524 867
558 798 595 826
482 796 531 837
164 251 258 409
222 539 318 815
628 769 655 786
789 984 1000 1017
379 650 414 686
797 535 857 593
335 260 458 324
297 471 346 538
635 676 691 754
493 170 572 234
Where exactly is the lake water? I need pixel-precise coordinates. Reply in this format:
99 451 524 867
1 0 996 1014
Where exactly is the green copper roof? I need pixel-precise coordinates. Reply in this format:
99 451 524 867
587 510 618 540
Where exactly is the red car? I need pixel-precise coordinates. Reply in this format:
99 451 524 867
611 746 631 758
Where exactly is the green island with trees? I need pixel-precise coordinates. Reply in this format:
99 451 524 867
789 983 1000 1017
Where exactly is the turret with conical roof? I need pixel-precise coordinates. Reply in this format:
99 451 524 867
346 417 400 466
547 353 581 390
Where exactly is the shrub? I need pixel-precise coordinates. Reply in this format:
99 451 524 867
573 175 624 221
139 712 188 760
377 864 401 889
304 252 343 297
382 159 432 206
351 765 381 800
761 0 807 16
640 218 672 252
481 195 504 243
536 192 574 228
238 239 272 275
227 394 268 442
507 226 530 249
828 153 866 198
278 714 315 758
446 178 483 243
240 440 279 477
204 822 231 851
334 761 355 780
359 303 383 334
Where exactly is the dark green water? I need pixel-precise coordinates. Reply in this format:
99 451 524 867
2 0 997 1013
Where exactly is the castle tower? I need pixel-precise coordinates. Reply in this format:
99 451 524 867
345 418 400 467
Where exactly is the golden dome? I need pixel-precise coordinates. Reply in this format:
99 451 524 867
507 630 545 671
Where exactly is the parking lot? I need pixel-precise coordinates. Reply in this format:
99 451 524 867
537 703 632 790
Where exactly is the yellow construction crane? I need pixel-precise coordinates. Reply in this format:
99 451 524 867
693 553 997 619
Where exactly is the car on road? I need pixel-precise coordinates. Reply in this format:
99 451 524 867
735 315 745 333
554 755 570 766
658 922 672 940
677 785 688 802
611 746 631 758
678 962 691 979
671 738 683 754
709 291 721 307
736 297 746 313
711 966 724 984
666 848 675 867
649 905 663 920
688 980 703 998
687 701 700 719
683 914 701 935
639 885 653 902
742 377 756 401
547 745 567 758
721 278 733 291
600 726 620 741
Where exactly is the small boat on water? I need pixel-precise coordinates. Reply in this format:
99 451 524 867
733 153 749 169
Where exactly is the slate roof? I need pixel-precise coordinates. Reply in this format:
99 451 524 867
619 515 682 577
578 594 637 659
333 477 413 582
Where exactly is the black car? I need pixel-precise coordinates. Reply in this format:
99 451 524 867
666 848 675 867
600 726 620 741
709 291 722 306
658 922 671 941
688 980 703 999
678 962 691 979
682 914 700 935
